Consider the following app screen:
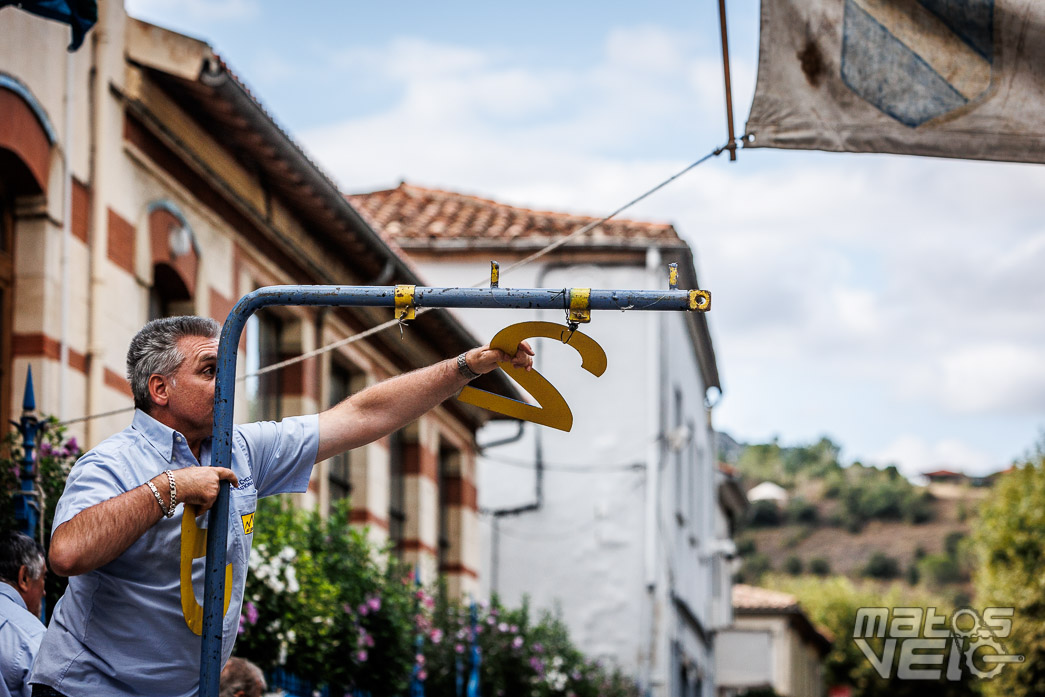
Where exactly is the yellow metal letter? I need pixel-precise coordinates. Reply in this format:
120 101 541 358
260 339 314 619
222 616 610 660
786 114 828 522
181 504 233 636
457 321 607 432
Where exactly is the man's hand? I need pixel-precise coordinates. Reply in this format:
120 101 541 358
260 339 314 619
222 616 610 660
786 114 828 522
464 340 535 375
172 466 239 514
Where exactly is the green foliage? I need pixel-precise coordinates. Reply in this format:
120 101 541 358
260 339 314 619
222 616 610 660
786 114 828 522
766 574 978 697
736 552 772 584
808 557 831 577
784 555 803 575
421 594 638 697
862 552 901 580
905 563 920 585
240 498 638 697
918 554 964 585
746 500 782 528
238 497 417 695
974 445 1045 697
0 418 81 613
786 497 819 524
734 437 933 530
735 437 843 488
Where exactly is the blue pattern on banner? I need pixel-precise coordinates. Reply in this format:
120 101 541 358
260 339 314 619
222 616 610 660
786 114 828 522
918 0 994 61
841 0 991 127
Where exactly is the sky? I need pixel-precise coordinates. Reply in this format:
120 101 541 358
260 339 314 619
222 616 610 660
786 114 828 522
125 0 1045 477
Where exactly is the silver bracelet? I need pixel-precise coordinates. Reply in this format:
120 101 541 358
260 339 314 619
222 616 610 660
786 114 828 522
145 481 166 516
457 352 480 380
164 469 178 518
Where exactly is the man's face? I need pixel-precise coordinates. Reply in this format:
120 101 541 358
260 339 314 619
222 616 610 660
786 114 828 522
21 566 45 616
163 335 219 440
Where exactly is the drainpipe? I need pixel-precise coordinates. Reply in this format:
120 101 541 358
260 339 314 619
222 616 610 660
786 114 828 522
58 50 73 421
643 246 664 695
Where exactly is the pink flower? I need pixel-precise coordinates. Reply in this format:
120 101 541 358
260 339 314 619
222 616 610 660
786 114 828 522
455 643 465 654
358 603 369 616
423 596 435 609
356 650 368 662
417 669 427 681
430 628 443 644
244 601 258 625
367 596 381 612
497 622 508 632
512 636 523 649
415 654 426 666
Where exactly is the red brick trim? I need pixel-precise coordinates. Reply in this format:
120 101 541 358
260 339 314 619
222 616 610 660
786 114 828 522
12 333 88 374
107 208 135 274
403 443 437 480
443 476 478 511
440 562 479 579
0 88 51 194
71 178 90 243
104 367 133 397
399 538 438 556
350 508 389 530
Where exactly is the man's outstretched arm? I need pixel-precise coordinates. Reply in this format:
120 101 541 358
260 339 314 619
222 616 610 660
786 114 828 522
316 344 533 462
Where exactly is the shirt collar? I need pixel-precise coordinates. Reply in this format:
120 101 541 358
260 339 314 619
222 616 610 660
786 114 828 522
0 581 27 611
131 409 180 463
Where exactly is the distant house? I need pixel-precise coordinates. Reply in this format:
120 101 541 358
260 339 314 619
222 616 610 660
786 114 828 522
922 470 967 485
747 481 789 504
716 585 831 697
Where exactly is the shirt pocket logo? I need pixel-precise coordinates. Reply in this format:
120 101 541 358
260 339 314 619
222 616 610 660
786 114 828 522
241 511 255 535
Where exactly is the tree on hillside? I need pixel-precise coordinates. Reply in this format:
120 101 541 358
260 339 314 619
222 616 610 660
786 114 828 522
974 443 1045 697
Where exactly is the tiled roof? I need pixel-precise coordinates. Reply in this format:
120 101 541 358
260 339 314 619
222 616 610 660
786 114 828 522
347 183 680 244
732 584 801 612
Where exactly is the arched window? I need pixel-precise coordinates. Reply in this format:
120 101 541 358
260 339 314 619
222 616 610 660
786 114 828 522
147 201 198 320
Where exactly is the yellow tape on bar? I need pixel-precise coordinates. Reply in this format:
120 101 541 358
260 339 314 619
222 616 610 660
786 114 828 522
394 284 416 321
568 288 591 324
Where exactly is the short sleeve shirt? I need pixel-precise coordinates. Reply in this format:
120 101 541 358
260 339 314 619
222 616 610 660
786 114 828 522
31 410 319 697
0 584 45 697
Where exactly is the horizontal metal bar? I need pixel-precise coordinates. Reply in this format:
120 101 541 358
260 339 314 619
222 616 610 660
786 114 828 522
227 285 710 313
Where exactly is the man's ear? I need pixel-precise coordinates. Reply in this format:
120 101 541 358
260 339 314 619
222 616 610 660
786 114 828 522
148 373 171 408
16 564 30 593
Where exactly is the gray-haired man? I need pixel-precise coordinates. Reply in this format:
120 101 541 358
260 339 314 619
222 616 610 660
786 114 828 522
0 530 46 697
31 315 532 697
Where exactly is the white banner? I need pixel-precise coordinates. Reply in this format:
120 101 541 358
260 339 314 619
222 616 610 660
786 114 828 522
744 0 1045 163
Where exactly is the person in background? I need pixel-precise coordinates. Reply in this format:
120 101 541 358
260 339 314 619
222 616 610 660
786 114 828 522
219 657 265 697
0 531 47 697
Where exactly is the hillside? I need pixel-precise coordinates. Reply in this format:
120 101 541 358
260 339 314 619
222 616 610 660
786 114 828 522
721 434 986 599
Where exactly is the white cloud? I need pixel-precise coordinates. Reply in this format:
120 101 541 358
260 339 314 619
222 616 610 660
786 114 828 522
938 344 1045 415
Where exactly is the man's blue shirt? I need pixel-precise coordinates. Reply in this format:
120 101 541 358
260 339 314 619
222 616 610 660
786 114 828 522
31 409 319 697
0 582 44 697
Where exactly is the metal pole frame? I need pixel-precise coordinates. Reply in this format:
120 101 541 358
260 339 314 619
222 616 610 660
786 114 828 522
200 283 710 695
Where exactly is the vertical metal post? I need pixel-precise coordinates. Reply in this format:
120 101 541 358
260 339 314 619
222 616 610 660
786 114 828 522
466 601 481 697
717 0 737 161
409 566 425 697
12 367 42 541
